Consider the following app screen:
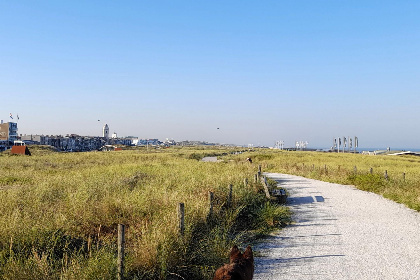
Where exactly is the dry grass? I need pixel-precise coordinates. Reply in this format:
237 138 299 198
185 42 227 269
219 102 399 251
247 149 420 211
0 147 289 279
6 147 417 279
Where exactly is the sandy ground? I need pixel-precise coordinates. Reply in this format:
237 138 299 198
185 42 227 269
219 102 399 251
253 173 420 280
201 156 218 162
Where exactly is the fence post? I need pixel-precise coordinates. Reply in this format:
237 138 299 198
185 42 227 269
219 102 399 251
117 224 125 280
258 165 262 173
384 170 388 180
244 178 248 186
178 203 185 236
254 174 258 183
324 164 327 173
403 172 406 182
9 236 13 257
261 176 271 199
370 168 373 175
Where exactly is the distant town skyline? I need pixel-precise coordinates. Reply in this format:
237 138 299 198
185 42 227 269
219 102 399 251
2 1 420 149
2 119 411 150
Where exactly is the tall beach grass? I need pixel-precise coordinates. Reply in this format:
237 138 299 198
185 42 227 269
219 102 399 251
0 147 289 279
246 149 420 211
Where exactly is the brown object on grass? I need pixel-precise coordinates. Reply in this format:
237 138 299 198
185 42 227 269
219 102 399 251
213 245 254 280
11 145 31 156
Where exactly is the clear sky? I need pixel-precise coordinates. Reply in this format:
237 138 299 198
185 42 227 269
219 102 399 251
1 1 419 148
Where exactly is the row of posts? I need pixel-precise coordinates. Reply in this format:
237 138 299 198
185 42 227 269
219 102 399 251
302 163 406 181
117 163 406 277
117 166 263 279
352 166 405 181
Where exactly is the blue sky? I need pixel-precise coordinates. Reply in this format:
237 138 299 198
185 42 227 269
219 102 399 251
1 1 419 148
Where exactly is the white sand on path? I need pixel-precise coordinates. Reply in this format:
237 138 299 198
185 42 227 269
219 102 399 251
253 173 420 280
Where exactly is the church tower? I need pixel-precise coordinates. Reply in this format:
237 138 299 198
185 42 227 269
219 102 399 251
103 124 109 139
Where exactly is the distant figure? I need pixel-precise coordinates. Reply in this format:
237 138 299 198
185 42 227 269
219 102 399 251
246 157 252 164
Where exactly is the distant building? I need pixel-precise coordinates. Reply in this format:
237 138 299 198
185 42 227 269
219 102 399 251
164 138 176 145
136 139 161 146
124 136 139 145
109 137 133 146
103 124 109 139
20 134 45 144
0 121 18 149
20 134 107 152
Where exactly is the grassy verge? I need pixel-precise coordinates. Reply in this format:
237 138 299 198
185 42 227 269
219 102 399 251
8 146 417 279
245 149 420 211
0 147 289 280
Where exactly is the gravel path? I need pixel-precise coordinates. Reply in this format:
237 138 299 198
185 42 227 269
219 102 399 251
253 173 420 280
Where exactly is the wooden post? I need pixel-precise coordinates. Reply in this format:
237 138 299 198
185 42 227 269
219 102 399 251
254 174 258 183
117 224 125 280
244 178 248 186
88 235 92 257
208 191 214 218
178 203 185 236
261 176 271 199
324 164 327 173
370 168 373 175
258 165 262 173
9 236 13 256
403 172 406 182
384 170 388 180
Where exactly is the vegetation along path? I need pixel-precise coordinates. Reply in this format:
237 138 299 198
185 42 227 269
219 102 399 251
253 173 420 280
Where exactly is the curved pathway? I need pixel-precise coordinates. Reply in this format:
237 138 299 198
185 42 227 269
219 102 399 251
253 173 420 280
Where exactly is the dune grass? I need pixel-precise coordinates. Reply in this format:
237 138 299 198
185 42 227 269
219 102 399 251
246 149 420 211
0 147 289 280
3 146 418 279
